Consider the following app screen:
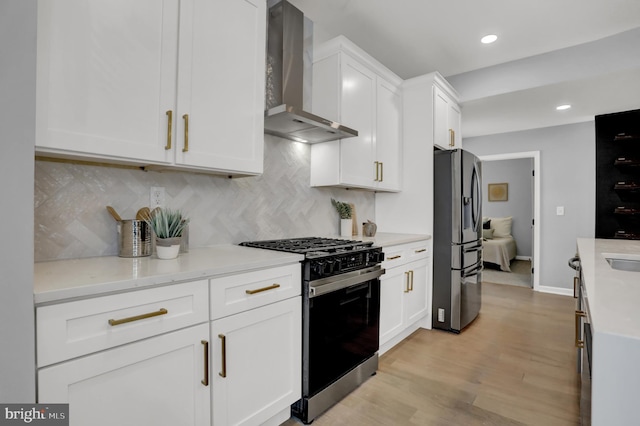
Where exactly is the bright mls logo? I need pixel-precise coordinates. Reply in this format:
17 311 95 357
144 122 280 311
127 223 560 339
0 404 68 425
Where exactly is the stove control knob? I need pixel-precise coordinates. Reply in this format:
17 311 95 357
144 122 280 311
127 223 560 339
325 259 335 274
333 259 342 273
312 261 326 276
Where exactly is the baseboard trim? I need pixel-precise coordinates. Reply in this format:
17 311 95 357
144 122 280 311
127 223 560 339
515 255 532 261
536 285 573 296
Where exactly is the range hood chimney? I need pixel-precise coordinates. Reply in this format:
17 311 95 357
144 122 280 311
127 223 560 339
264 0 358 143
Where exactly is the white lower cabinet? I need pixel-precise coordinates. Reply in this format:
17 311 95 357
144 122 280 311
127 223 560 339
210 297 301 426
38 323 211 426
379 241 430 353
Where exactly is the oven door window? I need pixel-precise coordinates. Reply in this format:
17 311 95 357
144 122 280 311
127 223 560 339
308 279 380 397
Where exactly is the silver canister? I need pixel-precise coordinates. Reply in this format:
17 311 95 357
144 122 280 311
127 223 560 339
117 220 151 257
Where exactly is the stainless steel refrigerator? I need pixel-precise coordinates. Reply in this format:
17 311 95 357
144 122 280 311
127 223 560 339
433 149 482 332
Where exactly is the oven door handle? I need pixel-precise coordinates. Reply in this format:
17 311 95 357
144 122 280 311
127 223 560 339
309 266 385 298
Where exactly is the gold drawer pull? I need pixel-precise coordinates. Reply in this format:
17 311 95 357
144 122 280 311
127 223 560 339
415 248 427 253
201 340 209 386
575 310 586 348
404 271 411 293
108 308 168 326
245 283 280 295
409 270 414 291
387 255 402 260
374 161 380 181
218 334 227 378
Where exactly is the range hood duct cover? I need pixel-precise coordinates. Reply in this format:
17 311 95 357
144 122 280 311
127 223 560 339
264 0 358 143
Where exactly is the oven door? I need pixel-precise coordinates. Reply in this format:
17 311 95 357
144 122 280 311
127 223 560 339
304 266 383 398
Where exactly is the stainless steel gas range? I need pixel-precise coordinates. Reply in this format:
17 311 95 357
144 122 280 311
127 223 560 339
240 237 385 424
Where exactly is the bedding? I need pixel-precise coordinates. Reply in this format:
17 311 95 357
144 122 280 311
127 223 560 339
482 235 517 272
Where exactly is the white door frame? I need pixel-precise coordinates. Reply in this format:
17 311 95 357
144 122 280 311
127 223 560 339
478 151 540 291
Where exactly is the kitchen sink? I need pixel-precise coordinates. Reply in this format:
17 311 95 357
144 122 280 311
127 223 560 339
605 254 640 272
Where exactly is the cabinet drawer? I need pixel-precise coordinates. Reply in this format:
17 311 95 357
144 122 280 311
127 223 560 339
382 240 430 269
210 264 301 320
37 280 209 367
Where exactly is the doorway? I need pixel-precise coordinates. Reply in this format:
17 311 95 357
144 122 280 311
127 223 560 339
479 151 540 291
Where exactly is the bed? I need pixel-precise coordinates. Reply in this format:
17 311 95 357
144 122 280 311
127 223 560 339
482 216 517 272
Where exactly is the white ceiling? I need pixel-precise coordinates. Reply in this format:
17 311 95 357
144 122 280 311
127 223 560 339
288 0 640 137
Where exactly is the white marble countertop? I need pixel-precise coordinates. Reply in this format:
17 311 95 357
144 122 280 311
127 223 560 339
577 238 640 339
34 245 303 305
34 233 431 305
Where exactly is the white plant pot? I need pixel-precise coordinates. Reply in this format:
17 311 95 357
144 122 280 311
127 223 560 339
340 218 353 237
156 244 180 260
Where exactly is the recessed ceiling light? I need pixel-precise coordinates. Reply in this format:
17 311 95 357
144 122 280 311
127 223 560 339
556 104 572 111
481 34 498 44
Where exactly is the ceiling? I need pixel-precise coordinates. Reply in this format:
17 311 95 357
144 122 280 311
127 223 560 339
288 0 640 137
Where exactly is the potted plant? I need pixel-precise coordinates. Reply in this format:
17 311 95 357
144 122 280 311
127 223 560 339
331 198 353 237
146 208 190 259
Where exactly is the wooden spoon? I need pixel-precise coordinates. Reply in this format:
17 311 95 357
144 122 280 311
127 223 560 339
106 206 122 221
136 207 151 221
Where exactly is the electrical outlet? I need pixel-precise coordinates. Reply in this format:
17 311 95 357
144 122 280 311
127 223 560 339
438 308 445 322
150 187 165 209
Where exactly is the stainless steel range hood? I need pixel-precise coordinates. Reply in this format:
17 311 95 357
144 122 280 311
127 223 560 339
264 0 358 143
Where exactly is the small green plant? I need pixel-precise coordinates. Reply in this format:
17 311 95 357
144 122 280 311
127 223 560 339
331 198 352 219
146 208 190 239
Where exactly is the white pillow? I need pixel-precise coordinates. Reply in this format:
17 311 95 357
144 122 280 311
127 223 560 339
482 228 494 239
491 216 512 237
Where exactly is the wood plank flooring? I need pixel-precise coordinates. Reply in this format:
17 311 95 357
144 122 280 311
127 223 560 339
283 282 579 426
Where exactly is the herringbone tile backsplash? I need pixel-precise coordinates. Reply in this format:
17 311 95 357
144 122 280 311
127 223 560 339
34 136 375 261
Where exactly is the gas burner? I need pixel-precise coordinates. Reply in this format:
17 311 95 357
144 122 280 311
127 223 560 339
240 237 373 254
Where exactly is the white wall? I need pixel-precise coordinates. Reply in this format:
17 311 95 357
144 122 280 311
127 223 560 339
464 121 595 290
0 0 36 402
482 158 533 258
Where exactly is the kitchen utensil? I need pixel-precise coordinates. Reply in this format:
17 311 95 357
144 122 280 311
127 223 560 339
106 206 122 222
117 220 151 258
136 207 151 221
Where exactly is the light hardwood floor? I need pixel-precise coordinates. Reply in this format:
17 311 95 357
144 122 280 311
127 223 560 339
283 282 579 426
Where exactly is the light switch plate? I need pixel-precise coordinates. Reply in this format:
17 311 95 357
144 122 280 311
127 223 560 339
556 206 565 216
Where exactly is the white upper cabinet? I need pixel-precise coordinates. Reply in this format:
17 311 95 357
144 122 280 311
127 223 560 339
35 0 265 176
433 84 462 150
310 36 402 192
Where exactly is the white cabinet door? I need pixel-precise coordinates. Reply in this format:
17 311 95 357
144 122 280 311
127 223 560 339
36 0 179 164
339 55 376 188
174 0 265 174
38 323 211 426
375 78 402 191
405 257 429 324
433 85 461 150
211 297 301 426
379 266 406 345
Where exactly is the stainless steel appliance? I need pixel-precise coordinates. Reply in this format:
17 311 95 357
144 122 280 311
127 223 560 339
264 0 358 143
240 237 384 424
433 149 482 332
569 255 592 425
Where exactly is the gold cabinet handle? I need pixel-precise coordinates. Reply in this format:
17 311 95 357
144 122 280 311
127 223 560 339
404 271 411 293
182 114 189 152
379 162 383 182
575 311 586 348
449 129 455 147
201 340 209 386
218 334 227 378
245 283 280 295
415 248 427 253
387 255 402 260
573 276 579 299
165 111 173 150
409 270 414 291
374 161 380 181
108 308 168 326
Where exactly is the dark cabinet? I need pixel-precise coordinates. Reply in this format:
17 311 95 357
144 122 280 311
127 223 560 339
595 109 640 240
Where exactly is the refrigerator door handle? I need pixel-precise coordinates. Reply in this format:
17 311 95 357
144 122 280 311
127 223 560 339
462 262 483 278
471 164 482 232
463 242 483 253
